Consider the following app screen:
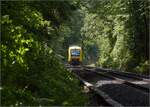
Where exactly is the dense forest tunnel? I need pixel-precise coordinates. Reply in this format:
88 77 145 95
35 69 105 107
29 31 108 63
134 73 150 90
1 0 149 106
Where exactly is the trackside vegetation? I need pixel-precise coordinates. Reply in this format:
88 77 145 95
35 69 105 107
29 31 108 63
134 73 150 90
80 0 149 74
1 1 87 106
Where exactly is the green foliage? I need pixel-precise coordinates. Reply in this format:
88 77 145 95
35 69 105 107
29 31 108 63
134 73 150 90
1 1 87 106
80 0 149 74
134 60 150 75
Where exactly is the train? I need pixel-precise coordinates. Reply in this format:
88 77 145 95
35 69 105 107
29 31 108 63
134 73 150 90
68 45 83 65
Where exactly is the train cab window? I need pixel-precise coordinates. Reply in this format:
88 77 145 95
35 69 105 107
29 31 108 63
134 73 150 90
71 49 80 56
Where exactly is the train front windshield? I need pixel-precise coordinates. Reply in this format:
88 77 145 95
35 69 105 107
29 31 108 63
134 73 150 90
71 49 80 56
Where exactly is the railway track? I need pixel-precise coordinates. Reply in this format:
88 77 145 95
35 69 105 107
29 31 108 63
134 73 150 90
66 65 149 106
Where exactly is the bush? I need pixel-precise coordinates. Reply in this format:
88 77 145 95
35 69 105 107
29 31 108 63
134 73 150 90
134 60 150 75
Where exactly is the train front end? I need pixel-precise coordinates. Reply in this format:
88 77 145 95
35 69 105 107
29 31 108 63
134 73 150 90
68 46 82 65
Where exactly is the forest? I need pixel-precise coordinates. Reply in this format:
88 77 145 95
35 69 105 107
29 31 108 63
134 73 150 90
1 0 149 106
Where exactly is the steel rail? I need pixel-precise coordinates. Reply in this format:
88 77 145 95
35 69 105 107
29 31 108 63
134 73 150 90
95 67 149 79
91 69 149 93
